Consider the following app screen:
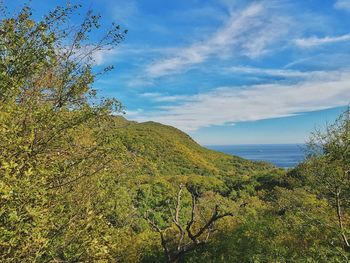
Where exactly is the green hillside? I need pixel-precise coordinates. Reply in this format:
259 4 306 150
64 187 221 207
113 117 275 177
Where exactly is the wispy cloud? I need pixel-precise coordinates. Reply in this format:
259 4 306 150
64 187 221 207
92 48 119 66
227 66 330 79
284 53 350 70
58 45 118 66
140 92 191 102
334 0 350 11
111 0 169 33
130 70 350 131
112 1 139 27
145 2 289 78
294 33 350 47
125 108 144 116
103 0 350 136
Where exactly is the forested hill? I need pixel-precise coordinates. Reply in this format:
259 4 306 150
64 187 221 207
112 116 276 177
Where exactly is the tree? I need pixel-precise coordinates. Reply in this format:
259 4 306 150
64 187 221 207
0 3 127 261
144 185 234 262
302 108 350 253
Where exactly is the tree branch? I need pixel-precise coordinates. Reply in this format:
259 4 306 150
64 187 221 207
335 187 350 250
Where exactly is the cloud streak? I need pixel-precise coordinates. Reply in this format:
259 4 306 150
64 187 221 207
334 0 350 11
145 2 289 78
295 33 350 47
227 66 330 79
140 92 191 102
129 70 350 131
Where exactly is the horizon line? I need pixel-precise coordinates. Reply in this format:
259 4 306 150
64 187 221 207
203 143 306 146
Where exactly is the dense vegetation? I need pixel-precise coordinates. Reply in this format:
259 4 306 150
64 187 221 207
0 3 349 262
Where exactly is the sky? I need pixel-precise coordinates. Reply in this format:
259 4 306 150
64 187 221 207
4 0 350 145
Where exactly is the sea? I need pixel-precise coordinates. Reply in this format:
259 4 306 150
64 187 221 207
206 144 306 169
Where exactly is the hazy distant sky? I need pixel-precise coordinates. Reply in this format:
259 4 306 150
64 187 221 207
5 0 350 144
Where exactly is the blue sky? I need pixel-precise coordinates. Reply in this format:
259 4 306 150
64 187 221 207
5 0 350 144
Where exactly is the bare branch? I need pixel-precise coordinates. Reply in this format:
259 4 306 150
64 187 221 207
143 212 170 261
146 186 235 262
335 187 350 250
172 184 185 251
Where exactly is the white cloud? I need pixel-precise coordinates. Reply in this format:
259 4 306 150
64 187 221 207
145 2 289 78
334 0 350 11
140 92 191 102
125 108 144 116
227 66 330 79
59 45 118 66
130 70 350 131
284 53 350 70
91 48 119 66
127 78 155 88
294 33 350 47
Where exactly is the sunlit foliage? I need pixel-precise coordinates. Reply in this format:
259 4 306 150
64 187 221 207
0 2 349 262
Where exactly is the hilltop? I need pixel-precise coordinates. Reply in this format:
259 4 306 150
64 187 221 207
112 116 277 178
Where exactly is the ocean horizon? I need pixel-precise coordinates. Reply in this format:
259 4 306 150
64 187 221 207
206 144 306 169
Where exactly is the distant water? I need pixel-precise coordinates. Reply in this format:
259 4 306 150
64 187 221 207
207 144 306 169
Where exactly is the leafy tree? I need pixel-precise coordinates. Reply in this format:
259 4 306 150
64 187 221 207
301 109 350 253
0 3 126 261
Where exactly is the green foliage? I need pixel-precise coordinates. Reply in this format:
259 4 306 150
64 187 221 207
0 3 126 261
288 109 350 256
1 2 349 262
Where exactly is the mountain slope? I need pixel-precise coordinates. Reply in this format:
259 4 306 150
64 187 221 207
113 117 277 178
